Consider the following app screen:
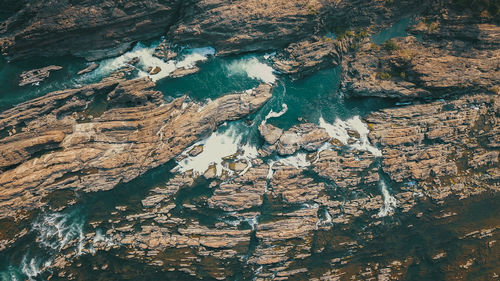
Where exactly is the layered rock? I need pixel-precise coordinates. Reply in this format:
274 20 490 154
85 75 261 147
18 65 62 86
0 0 184 60
0 76 272 220
341 18 500 100
38 94 500 279
0 0 432 62
366 92 500 201
168 0 324 55
272 37 344 79
258 122 330 156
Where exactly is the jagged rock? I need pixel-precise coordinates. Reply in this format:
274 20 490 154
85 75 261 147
366 93 500 200
341 23 500 100
153 40 178 61
128 57 140 65
260 123 330 156
77 63 99 75
273 37 349 79
170 67 200 78
0 1 185 61
149 66 161 75
0 77 272 220
188 145 204 157
18 65 62 86
312 149 379 189
258 123 283 145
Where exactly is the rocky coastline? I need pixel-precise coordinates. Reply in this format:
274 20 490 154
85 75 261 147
0 0 499 280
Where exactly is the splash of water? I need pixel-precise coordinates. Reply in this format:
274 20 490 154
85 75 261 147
20 255 51 281
377 180 398 217
226 57 277 84
94 42 215 82
264 103 288 122
31 211 85 252
319 116 382 157
175 124 258 177
278 153 310 168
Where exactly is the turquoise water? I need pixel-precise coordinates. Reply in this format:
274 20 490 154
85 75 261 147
0 38 498 281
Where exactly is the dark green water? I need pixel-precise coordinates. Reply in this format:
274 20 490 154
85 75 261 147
0 21 498 280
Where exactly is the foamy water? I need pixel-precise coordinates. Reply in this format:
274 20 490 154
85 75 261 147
93 43 215 82
377 180 398 217
32 212 85 251
175 124 258 177
278 153 310 168
20 256 51 281
226 57 277 84
319 116 382 157
264 103 288 122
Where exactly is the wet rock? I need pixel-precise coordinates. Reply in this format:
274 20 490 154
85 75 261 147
153 40 178 61
77 63 99 75
188 145 204 157
19 65 62 86
313 149 379 189
260 123 330 156
342 26 500 100
149 66 161 75
0 78 272 220
258 123 283 145
366 93 500 200
203 164 217 179
0 1 185 61
128 57 140 65
170 67 200 78
273 37 348 79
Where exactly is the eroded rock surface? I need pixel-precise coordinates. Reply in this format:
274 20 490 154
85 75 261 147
342 18 500 100
367 92 500 201
0 76 272 221
19 65 62 86
0 0 184 60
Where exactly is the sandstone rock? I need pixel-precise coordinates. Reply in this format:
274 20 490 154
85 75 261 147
341 23 500 100
153 40 178 61
0 1 185 61
19 65 62 86
188 145 204 157
77 63 99 75
149 66 161 75
366 93 500 200
0 77 272 220
260 123 330 156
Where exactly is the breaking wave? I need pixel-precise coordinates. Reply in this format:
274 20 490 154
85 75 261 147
319 116 382 157
226 57 277 84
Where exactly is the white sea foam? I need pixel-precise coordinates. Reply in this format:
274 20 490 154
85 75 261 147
175 125 258 177
244 216 259 231
266 161 275 179
227 57 276 84
264 103 288 122
94 43 215 82
20 256 50 281
278 153 310 168
319 116 382 157
377 180 398 217
175 47 215 69
31 212 85 252
263 52 276 60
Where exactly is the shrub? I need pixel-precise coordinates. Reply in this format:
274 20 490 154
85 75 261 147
376 71 392 80
382 39 399 51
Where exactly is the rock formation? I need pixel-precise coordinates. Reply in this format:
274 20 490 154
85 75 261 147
19 65 62 86
0 73 272 221
341 13 500 100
